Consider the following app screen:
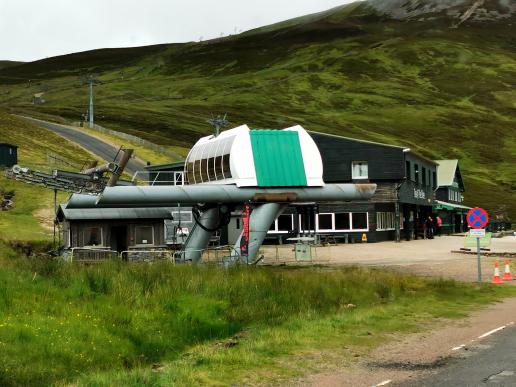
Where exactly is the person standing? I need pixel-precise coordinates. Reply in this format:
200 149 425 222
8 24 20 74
425 216 434 239
436 215 443 236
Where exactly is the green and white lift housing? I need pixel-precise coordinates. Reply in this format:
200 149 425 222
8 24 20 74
72 125 376 264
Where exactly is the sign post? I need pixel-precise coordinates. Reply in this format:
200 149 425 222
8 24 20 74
466 208 489 283
240 202 251 264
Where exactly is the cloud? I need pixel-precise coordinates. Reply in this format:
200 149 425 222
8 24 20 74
0 0 353 61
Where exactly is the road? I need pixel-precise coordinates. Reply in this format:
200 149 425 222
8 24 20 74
399 325 516 386
24 117 147 176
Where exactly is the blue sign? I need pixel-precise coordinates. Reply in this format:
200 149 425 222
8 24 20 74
467 207 489 229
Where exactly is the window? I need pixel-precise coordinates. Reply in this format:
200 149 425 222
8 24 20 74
84 227 102 246
317 214 333 231
222 154 232 179
414 164 419 183
236 218 241 230
299 213 316 232
135 226 154 245
214 156 224 179
314 213 367 232
186 162 194 184
268 214 294 234
277 214 293 232
433 171 437 189
335 213 350 230
406 161 411 180
351 213 368 230
194 160 202 183
208 158 216 181
377 212 396 231
201 159 209 182
422 167 427 186
352 161 368 179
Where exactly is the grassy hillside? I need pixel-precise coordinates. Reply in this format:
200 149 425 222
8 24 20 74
0 61 24 71
0 113 98 241
0 0 514 217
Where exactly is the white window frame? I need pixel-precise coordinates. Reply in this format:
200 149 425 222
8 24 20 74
351 161 369 180
316 213 335 232
134 225 155 246
268 214 295 234
376 212 396 231
314 212 369 232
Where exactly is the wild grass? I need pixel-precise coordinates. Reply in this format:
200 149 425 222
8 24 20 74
0 245 515 386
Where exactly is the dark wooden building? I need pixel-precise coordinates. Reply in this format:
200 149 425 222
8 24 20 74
434 160 469 234
261 133 439 243
0 143 18 167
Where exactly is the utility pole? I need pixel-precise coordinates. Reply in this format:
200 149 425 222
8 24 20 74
88 77 94 128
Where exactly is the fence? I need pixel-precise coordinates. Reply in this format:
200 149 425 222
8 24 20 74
70 248 119 263
71 121 184 161
121 249 174 262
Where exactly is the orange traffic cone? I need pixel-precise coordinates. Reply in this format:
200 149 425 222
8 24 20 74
503 259 513 282
492 260 504 285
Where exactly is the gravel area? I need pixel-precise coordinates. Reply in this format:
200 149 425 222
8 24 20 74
260 235 516 283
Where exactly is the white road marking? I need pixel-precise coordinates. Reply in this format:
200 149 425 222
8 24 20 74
373 380 392 387
478 325 507 339
452 322 514 351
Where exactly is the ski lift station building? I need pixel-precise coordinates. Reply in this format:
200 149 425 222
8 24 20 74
184 124 324 188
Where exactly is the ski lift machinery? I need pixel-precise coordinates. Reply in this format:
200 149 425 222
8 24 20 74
66 125 376 264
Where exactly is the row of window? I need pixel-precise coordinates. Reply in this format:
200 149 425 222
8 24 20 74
82 226 155 247
185 155 232 185
185 136 236 184
268 212 369 233
448 190 463 203
406 161 437 188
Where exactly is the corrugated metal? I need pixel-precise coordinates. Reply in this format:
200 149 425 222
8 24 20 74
59 206 175 220
250 130 307 187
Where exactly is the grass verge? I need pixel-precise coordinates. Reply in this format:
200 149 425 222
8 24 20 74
0 246 515 386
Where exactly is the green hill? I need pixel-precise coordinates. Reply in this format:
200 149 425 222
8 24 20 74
0 0 514 217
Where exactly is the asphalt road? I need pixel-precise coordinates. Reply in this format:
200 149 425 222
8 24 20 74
24 117 147 176
399 325 516 387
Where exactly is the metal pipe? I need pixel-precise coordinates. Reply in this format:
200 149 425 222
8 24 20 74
180 207 220 263
108 149 133 187
79 183 376 209
82 162 117 176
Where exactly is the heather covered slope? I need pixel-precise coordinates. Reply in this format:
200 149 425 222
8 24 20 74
0 0 514 217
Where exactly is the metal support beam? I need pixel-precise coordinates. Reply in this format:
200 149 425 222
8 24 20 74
180 207 220 263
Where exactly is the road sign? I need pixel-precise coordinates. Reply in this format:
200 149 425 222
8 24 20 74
470 229 486 238
467 207 489 229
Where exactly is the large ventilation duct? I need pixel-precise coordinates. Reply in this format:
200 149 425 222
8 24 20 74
68 183 376 209
181 207 220 263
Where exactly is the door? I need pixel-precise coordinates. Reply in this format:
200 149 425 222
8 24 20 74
110 226 128 252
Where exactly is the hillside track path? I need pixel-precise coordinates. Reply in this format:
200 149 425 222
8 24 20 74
20 116 147 176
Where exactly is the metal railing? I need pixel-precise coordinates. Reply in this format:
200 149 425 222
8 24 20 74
131 171 185 186
120 249 174 262
70 247 118 263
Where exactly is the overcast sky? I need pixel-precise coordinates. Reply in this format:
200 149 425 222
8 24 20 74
1 0 354 62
